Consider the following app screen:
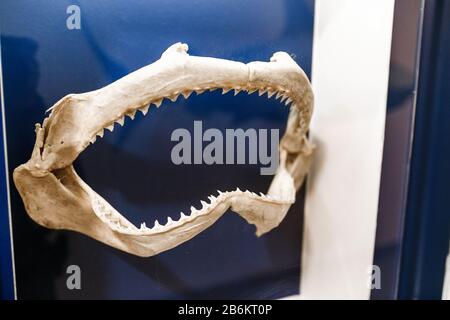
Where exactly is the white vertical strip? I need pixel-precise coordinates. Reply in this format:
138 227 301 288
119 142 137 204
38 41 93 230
0 37 18 299
301 0 395 299
443 251 450 300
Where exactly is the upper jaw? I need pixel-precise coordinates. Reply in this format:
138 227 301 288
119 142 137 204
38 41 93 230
13 42 314 257
39 43 312 172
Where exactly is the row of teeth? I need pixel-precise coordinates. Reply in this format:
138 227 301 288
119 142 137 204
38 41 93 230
89 86 294 145
101 187 293 235
91 86 295 233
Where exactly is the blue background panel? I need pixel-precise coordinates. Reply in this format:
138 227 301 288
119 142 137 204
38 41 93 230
0 82 15 300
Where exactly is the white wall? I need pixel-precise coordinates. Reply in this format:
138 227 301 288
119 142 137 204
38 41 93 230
300 0 395 299
443 250 450 300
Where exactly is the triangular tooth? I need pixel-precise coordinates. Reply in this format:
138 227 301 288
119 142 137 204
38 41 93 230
276 92 283 100
280 95 289 103
236 187 242 192
180 212 187 220
195 89 205 95
222 88 231 95
209 88 217 92
153 99 163 107
267 91 276 98
190 206 197 213
258 89 267 96
201 200 208 208
208 195 216 202
139 105 150 115
247 88 257 94
260 192 266 198
153 220 161 228
169 94 179 102
182 91 192 99
245 190 251 195
97 129 104 138
234 89 241 96
167 217 174 225
127 110 137 120
285 97 293 105
140 222 147 230
106 124 114 132
116 117 125 126
90 136 97 144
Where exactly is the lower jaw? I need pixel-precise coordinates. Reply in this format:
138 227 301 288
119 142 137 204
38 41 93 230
72 163 296 257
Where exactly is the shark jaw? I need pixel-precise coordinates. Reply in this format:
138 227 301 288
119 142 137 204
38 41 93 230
13 43 314 257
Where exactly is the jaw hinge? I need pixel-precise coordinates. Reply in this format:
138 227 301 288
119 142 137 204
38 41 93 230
30 123 45 166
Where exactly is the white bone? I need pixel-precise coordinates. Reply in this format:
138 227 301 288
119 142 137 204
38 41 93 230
153 220 161 229
116 117 125 126
182 91 192 99
276 91 283 100
139 105 150 115
153 99 163 107
127 110 137 120
97 129 104 138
